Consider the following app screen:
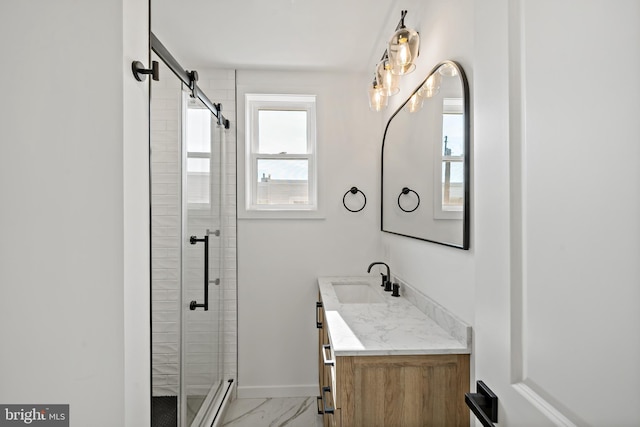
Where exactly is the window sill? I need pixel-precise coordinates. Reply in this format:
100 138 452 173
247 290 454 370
238 208 326 220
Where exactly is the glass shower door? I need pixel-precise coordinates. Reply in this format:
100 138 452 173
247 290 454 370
150 53 225 426
181 95 224 427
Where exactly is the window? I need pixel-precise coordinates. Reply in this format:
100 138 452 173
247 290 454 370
185 96 212 208
435 98 464 219
245 94 317 212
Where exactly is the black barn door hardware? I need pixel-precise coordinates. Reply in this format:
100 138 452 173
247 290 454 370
189 229 220 311
151 33 230 129
131 60 159 82
465 380 498 427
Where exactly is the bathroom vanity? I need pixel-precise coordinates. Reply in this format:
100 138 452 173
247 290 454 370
316 276 471 426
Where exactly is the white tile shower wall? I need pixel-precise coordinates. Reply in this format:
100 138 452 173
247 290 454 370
151 57 182 396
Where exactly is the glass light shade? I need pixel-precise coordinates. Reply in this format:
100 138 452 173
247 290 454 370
407 92 424 113
368 84 388 112
438 62 458 77
376 60 400 96
388 27 420 75
418 73 441 98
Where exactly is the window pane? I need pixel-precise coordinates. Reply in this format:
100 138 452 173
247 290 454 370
442 160 464 209
186 108 211 153
187 158 210 204
442 113 464 156
256 159 309 205
188 158 209 173
258 110 307 154
257 159 308 181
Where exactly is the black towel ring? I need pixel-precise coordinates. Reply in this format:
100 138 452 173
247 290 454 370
398 187 420 212
343 187 367 212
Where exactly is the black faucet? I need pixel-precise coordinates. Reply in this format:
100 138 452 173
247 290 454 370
367 262 392 291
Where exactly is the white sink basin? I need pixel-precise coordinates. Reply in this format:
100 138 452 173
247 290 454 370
332 281 385 304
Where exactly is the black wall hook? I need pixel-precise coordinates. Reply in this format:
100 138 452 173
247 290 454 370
343 187 367 212
397 187 420 212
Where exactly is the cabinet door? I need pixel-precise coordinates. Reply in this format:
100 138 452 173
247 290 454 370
337 354 469 427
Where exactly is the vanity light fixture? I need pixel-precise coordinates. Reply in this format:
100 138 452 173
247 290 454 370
418 72 441 99
408 74 440 114
407 92 424 113
376 55 400 96
438 62 458 77
367 10 420 112
388 10 420 76
368 77 388 112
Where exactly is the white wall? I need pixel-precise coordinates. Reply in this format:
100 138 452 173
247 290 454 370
123 0 151 425
0 1 150 426
236 70 383 397
381 0 476 326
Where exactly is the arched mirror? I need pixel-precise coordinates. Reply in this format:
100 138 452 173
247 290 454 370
381 60 470 249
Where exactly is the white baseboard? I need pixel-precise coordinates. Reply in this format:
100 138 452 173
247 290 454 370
237 384 317 399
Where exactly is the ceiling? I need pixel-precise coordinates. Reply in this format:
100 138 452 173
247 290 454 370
151 0 423 73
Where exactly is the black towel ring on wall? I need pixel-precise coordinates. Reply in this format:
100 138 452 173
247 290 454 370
343 187 367 212
397 187 420 212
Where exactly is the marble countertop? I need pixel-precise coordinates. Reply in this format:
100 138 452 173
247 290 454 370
318 276 471 356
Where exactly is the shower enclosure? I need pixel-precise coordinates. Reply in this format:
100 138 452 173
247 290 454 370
149 35 235 427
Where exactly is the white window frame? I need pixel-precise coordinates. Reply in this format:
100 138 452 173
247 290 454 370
244 93 318 213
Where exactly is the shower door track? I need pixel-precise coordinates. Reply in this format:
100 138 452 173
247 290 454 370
151 32 230 129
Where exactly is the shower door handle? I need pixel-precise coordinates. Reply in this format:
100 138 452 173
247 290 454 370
189 233 209 311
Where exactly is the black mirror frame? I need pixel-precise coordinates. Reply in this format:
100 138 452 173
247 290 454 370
381 60 470 250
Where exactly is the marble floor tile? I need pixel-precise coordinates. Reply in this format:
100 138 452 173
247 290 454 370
222 397 323 427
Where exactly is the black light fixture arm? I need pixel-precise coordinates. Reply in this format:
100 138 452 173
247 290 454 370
397 10 407 30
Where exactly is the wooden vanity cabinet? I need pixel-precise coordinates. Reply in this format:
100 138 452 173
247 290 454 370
335 353 470 426
316 298 470 427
